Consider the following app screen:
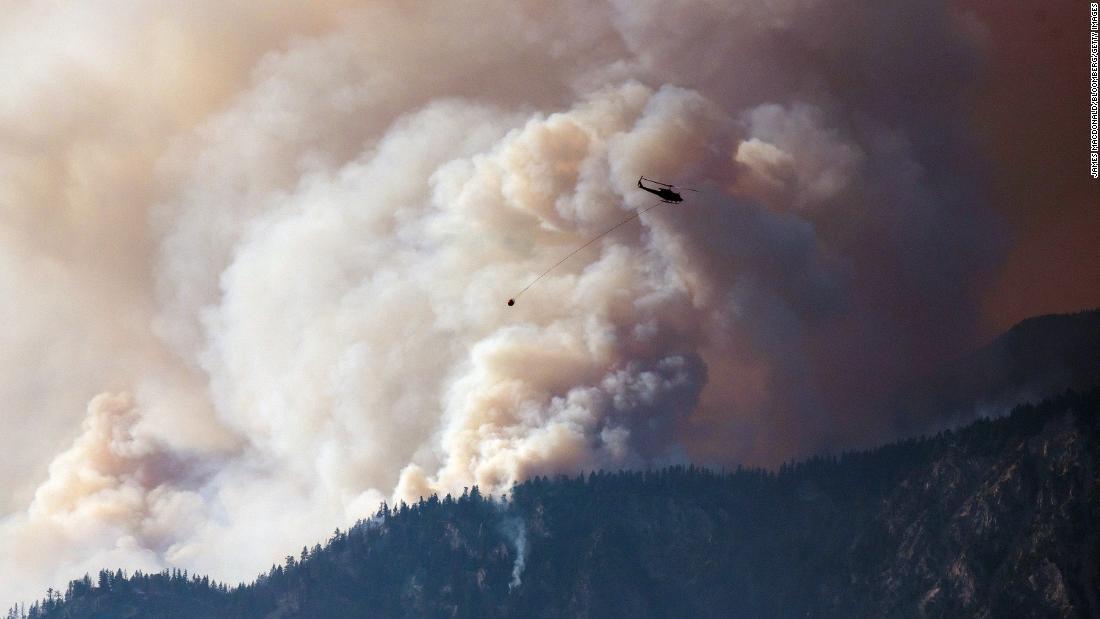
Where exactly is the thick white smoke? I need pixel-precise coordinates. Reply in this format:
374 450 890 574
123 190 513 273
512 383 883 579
0 0 999 602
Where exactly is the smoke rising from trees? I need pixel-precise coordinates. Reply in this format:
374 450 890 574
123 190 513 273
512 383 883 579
0 0 1002 600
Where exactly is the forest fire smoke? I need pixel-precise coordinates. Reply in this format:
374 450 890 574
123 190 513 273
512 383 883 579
0 0 1001 601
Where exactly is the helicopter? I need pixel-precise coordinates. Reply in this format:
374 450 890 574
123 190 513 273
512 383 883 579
637 176 697 203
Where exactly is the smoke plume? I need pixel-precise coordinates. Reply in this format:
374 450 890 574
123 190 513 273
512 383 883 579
0 0 1002 601
500 517 527 591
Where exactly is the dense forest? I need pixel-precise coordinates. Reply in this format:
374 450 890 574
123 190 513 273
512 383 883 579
9 389 1099 617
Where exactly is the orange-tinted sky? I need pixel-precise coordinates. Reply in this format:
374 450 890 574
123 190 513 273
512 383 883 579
962 1 1100 333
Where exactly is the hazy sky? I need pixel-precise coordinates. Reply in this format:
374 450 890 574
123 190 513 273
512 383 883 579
0 0 1093 602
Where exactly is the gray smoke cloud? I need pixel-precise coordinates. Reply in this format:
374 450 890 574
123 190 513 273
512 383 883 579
0 0 1000 602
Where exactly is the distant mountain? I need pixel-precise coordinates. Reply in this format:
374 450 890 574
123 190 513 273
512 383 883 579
893 308 1100 433
15 389 1100 618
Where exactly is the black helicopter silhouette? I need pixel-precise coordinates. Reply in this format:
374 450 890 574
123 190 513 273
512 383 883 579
637 176 697 203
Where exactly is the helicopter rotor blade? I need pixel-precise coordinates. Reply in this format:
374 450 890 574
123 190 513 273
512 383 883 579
640 175 675 187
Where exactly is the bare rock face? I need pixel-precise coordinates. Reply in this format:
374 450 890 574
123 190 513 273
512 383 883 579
826 392 1099 618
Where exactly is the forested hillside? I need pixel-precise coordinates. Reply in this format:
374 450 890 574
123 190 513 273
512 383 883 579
11 389 1099 618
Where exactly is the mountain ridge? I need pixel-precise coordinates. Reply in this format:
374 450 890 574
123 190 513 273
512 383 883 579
893 307 1100 433
12 388 1099 618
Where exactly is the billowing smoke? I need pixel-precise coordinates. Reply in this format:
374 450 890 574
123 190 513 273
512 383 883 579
0 0 1001 602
